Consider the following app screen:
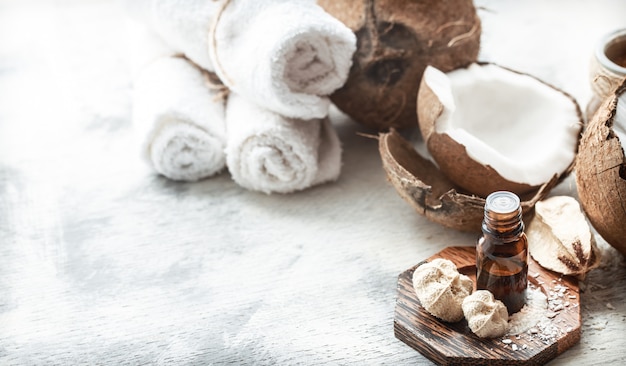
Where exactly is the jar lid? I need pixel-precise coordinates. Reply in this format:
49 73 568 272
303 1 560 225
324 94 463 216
485 191 520 214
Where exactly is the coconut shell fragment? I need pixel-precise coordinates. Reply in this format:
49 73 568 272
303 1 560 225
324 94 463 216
576 78 626 256
318 0 480 130
378 130 561 232
527 196 601 279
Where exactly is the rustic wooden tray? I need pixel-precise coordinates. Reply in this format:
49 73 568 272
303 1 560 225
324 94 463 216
394 246 581 365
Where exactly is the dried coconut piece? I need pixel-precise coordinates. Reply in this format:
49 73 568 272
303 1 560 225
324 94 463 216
412 258 473 322
462 290 509 338
527 196 601 279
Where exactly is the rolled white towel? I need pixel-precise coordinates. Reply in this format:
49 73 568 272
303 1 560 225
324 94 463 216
212 0 356 119
132 55 227 181
225 93 342 194
123 0 356 119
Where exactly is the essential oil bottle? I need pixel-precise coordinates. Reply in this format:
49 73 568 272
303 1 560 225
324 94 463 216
476 191 528 314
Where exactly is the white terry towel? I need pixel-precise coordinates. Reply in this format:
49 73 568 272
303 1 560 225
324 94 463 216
132 53 227 182
225 93 342 194
124 0 356 120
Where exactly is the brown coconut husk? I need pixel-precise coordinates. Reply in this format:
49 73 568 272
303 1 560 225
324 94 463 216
318 0 480 131
378 130 561 232
417 63 583 198
576 77 626 256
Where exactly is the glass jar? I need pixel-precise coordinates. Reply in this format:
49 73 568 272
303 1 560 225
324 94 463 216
587 28 626 119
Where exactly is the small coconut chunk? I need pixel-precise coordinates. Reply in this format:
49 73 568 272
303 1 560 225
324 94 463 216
527 196 601 279
412 258 473 322
462 290 509 338
419 63 582 197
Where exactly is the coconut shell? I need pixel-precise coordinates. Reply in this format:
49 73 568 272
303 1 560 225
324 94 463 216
576 78 626 256
318 0 480 130
418 63 582 198
379 129 561 232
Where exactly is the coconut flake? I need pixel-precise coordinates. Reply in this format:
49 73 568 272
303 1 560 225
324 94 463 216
507 286 549 336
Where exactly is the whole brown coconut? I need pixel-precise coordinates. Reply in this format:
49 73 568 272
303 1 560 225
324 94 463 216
576 78 626 256
318 0 481 130
379 130 560 232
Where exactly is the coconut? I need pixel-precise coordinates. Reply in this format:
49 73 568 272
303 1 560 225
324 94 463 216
576 77 626 256
317 0 480 130
378 129 561 232
418 63 583 198
527 196 601 279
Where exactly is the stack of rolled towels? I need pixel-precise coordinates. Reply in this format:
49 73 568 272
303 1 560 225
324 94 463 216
125 0 356 193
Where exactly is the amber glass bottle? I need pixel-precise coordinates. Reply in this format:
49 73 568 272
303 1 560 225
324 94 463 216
476 191 528 315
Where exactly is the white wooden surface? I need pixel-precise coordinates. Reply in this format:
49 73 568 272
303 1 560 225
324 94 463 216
0 0 625 365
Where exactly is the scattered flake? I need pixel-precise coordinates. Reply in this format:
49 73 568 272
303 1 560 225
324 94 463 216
591 321 607 331
502 339 512 344
532 272 541 278
507 287 549 335
522 344 528 350
512 344 519 351
606 302 615 310
535 320 561 344
569 295 577 299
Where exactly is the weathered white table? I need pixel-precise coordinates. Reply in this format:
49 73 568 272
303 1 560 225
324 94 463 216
1 0 624 364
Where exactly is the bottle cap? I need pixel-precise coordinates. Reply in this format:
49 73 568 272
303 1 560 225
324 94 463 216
485 191 520 214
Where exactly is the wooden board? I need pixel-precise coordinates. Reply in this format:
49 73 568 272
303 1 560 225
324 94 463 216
394 246 581 365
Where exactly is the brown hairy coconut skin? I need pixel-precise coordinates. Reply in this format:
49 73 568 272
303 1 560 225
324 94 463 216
379 130 560 232
576 78 626 256
417 63 583 198
318 0 481 130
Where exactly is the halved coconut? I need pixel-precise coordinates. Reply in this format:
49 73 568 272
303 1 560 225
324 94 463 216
576 77 626 256
379 129 560 232
318 0 480 130
418 63 583 198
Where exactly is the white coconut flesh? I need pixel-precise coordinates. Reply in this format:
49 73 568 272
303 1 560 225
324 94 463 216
423 64 581 186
